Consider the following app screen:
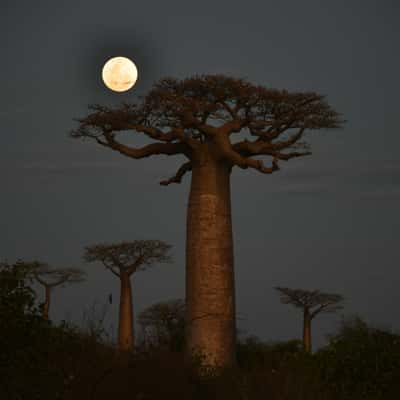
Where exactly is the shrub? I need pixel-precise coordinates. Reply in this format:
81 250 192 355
315 316 400 399
0 262 114 399
237 336 306 371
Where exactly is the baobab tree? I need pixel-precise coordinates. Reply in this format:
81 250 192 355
138 298 185 351
83 240 172 352
275 287 344 352
71 74 342 367
29 262 85 320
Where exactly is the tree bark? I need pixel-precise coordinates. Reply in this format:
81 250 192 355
118 271 134 351
43 285 51 320
303 308 312 353
185 149 236 368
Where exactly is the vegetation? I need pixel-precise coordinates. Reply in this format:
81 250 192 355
315 316 400 399
137 298 185 351
1 264 398 399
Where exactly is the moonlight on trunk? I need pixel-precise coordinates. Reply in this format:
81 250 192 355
275 287 344 352
83 240 172 352
28 262 85 320
71 74 343 367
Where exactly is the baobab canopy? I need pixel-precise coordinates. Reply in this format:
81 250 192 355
72 75 343 185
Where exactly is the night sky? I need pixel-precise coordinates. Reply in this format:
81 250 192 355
1 0 399 348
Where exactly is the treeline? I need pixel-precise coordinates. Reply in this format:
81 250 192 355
0 241 345 355
1 260 400 399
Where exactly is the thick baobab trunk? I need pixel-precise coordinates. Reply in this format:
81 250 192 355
43 285 51 320
185 153 236 368
303 308 312 353
118 271 134 351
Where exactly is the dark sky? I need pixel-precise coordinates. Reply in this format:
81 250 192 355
1 0 399 348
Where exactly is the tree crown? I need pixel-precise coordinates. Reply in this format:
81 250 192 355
22 261 86 288
137 299 185 350
83 240 172 277
71 74 343 185
274 286 344 318
138 298 185 328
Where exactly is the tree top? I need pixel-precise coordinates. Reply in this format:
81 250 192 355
138 299 185 326
274 286 344 318
72 74 344 185
83 240 172 277
20 261 86 287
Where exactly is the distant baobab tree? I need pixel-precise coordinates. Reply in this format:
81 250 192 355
83 240 172 352
29 262 85 320
138 298 185 351
71 74 343 367
274 287 344 352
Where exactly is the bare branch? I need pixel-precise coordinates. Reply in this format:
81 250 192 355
238 156 280 174
102 260 121 278
160 161 192 186
310 298 344 319
100 134 189 159
273 151 312 161
271 127 306 150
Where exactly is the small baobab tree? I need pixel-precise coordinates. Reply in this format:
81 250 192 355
274 287 344 352
83 240 172 352
138 298 185 351
29 262 86 320
72 74 343 367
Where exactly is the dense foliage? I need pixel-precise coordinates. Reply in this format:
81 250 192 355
315 316 400 399
0 262 113 399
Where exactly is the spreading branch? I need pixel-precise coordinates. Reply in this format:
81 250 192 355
71 74 343 181
274 287 344 319
160 161 192 186
94 134 188 160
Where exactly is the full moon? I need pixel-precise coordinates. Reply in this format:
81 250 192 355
102 56 138 92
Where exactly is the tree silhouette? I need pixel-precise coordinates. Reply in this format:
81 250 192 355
83 240 172 352
29 262 85 320
138 298 185 351
72 74 343 367
275 287 344 352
